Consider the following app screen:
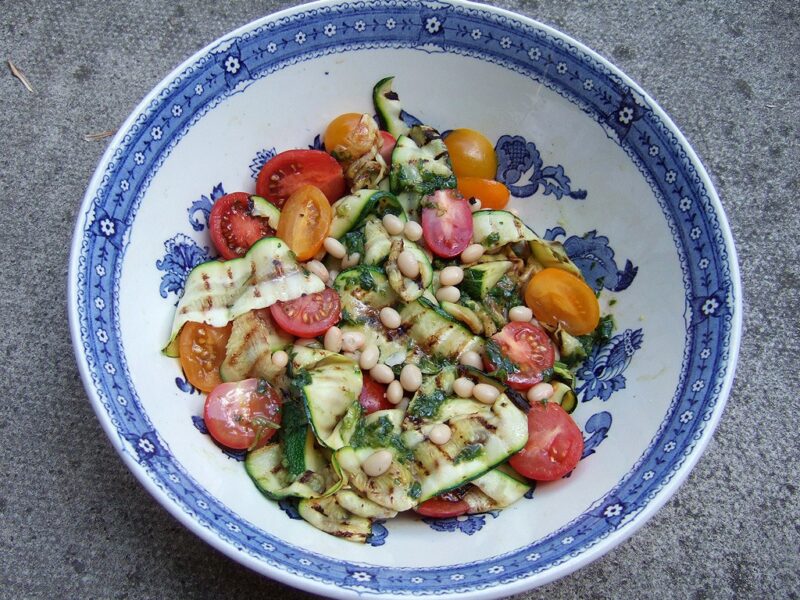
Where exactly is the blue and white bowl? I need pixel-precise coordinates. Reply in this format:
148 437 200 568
68 0 742 597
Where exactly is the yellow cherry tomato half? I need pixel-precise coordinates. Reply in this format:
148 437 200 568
457 177 510 210
525 268 600 336
277 184 333 261
178 321 232 392
324 112 374 162
444 128 498 179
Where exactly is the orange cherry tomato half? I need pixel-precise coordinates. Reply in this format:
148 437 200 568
178 321 232 392
456 177 510 210
276 184 333 261
444 128 498 179
203 378 282 450
509 402 583 481
525 268 600 336
324 112 376 162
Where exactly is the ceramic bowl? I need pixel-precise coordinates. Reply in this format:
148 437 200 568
68 0 742 597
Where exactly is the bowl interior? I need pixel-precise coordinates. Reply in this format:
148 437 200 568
71 1 739 596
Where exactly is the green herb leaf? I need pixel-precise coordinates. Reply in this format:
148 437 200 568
342 229 365 257
484 339 519 382
407 389 447 419
454 443 484 464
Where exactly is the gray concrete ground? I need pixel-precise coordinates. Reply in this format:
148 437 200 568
0 0 798 598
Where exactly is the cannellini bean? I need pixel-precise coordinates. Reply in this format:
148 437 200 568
271 350 289 368
473 383 500 405
359 344 380 370
379 306 402 329
295 338 318 347
386 380 404 404
323 326 343 353
362 449 393 477
341 331 366 352
305 259 329 283
459 350 483 369
468 197 482 212
453 377 475 398
439 265 464 286
328 269 339 282
397 249 420 279
428 423 452 445
399 363 422 392
528 382 555 403
460 243 485 263
436 286 460 303
341 252 361 268
403 221 423 241
509 306 534 322
370 363 395 384
323 237 346 259
383 213 405 235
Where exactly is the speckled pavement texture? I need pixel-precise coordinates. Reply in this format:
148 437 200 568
0 0 797 598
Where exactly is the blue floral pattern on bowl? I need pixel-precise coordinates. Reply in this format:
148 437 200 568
71 0 739 595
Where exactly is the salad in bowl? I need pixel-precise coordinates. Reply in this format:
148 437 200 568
165 78 608 540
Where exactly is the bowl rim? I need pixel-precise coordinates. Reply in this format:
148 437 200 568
68 0 742 597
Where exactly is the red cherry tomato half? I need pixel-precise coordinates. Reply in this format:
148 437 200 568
256 149 346 208
379 131 397 165
208 192 277 260
269 288 342 338
358 373 393 415
421 189 474 258
487 322 555 391
509 402 583 481
415 496 470 518
203 378 282 450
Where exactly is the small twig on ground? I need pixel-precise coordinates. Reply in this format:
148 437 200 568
7 59 34 93
83 129 117 142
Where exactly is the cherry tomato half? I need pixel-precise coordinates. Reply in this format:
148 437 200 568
208 192 276 260
358 373 393 415
256 149 345 208
178 321 232 392
415 496 470 518
457 177 510 210
270 288 342 338
509 402 583 481
444 128 498 179
421 189 474 258
525 268 600 336
276 184 333 261
487 322 555 391
203 378 282 450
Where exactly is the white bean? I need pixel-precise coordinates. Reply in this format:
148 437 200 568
379 306 402 329
509 306 533 322
271 350 289 368
305 259 329 283
403 221 423 241
386 380 404 405
460 243 485 264
439 265 464 286
370 363 395 384
341 252 361 268
295 338 318 347
323 326 343 353
359 344 380 370
428 423 452 445
323 237 346 259
341 331 366 352
473 383 500 405
468 197 482 212
528 382 555 403
453 377 475 398
397 249 420 279
328 269 339 282
459 350 483 369
383 214 405 235
362 449 393 477
436 286 461 303
399 363 422 392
